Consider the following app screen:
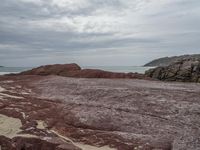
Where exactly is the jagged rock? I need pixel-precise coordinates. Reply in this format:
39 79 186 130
145 58 200 82
144 54 200 67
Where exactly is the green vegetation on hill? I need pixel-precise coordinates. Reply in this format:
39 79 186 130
144 54 200 67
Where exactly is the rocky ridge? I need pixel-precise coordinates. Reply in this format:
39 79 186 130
0 75 200 149
18 63 147 79
145 58 200 82
144 54 200 67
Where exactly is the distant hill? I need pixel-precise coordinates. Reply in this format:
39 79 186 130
0 66 3 67
144 54 200 67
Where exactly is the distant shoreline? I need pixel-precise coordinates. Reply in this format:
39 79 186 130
0 66 153 75
144 54 200 67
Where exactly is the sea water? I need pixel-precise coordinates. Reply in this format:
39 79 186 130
0 66 154 75
83 66 155 74
0 67 31 75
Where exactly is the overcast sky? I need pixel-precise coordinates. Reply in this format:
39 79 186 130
0 0 200 67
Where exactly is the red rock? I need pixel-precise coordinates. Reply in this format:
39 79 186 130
20 63 81 76
1 75 199 149
19 63 148 79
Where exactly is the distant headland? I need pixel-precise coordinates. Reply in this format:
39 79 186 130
144 54 200 67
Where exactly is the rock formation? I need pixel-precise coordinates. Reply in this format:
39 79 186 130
144 54 200 67
19 63 147 79
0 75 200 149
145 58 200 82
19 63 81 76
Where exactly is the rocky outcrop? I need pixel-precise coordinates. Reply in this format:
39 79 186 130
0 75 200 149
61 69 146 79
19 63 147 79
145 58 200 82
20 63 81 76
144 54 200 67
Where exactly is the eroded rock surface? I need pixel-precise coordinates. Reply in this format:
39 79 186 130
145 58 200 82
0 75 200 150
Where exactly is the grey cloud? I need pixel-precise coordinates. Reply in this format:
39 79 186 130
0 0 200 66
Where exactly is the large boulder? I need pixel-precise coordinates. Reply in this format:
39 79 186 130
20 63 81 76
145 58 200 82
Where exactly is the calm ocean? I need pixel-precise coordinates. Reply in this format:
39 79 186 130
0 66 154 75
0 67 31 75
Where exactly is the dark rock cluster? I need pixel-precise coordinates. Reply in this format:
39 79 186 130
145 58 200 82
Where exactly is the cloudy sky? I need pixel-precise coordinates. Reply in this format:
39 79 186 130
0 0 200 67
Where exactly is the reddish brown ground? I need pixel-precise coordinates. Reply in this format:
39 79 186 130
0 75 200 150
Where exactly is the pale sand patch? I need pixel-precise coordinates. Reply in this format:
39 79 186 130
21 112 26 119
0 114 36 138
0 87 5 92
36 120 47 130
